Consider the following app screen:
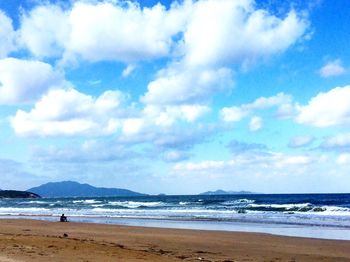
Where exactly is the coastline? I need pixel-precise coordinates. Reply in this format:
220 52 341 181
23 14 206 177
2 193 350 242
1 219 350 261
2 214 350 241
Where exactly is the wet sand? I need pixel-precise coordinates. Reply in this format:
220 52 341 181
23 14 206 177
0 219 349 261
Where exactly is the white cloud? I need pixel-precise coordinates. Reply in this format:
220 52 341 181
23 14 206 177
145 104 210 127
19 5 69 57
249 93 297 119
183 0 308 67
220 106 248 122
0 11 16 58
142 66 233 105
288 135 314 148
19 0 307 65
121 104 210 136
9 86 210 139
275 103 298 119
10 88 125 136
178 104 210 122
18 0 308 64
163 150 190 162
18 0 307 113
19 1 189 62
173 152 315 175
249 116 263 131
243 93 293 110
17 0 308 134
122 118 145 136
142 0 307 108
0 58 63 104
122 64 136 78
296 86 350 127
319 59 346 78
175 160 226 172
88 80 102 86
118 121 215 152
275 155 312 167
321 133 350 149
337 154 350 165
68 1 183 62
220 92 295 123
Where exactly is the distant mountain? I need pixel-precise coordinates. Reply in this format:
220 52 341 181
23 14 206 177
28 181 146 198
0 190 41 198
199 189 255 195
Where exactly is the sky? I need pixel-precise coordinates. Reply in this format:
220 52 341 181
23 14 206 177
0 0 349 194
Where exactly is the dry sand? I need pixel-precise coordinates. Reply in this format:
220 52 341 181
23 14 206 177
0 219 349 261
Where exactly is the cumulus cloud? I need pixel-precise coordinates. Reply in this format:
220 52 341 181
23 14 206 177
18 0 307 65
288 135 314 148
0 11 16 58
142 65 233 105
0 58 63 104
9 84 209 140
319 59 346 78
120 104 210 137
19 1 189 62
220 92 295 129
143 104 210 127
17 0 305 108
19 5 70 57
243 93 293 111
142 0 307 107
10 88 126 136
249 116 263 131
183 0 308 67
17 0 308 117
121 118 145 136
296 86 350 127
220 106 248 122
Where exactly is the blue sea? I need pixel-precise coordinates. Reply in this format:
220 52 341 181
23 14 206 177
1 194 350 240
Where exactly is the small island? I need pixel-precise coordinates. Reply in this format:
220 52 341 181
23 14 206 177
0 190 41 199
199 189 255 195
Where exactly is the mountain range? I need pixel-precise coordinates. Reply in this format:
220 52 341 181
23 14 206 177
28 181 146 198
2 183 256 198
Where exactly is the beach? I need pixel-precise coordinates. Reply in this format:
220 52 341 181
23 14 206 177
0 219 350 261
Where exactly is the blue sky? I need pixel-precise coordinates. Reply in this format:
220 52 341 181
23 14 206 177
0 0 349 194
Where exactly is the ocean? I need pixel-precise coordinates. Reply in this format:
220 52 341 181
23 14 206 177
1 194 350 240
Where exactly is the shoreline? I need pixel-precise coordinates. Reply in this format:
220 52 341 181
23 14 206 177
2 214 350 241
1 219 350 261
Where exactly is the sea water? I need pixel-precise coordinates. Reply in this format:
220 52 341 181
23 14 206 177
1 194 350 240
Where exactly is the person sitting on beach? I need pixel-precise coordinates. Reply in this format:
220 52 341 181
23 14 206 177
60 214 68 222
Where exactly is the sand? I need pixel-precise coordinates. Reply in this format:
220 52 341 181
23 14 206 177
0 219 349 261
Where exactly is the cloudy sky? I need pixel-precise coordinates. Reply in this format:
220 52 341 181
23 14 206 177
0 0 349 194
